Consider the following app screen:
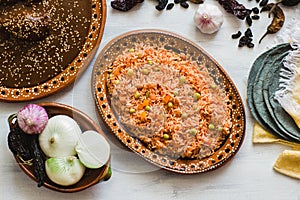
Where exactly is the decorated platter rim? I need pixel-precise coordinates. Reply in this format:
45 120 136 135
92 29 246 174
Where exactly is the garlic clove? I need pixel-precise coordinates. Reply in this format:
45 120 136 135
17 104 48 134
193 4 224 34
39 115 82 157
45 156 86 186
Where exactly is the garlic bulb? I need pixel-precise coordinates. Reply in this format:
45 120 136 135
193 4 224 34
39 115 82 157
45 156 85 186
17 104 48 134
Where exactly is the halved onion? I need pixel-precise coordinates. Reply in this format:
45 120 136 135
75 130 110 169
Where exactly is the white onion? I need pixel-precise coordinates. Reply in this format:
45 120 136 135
39 115 82 157
45 156 85 186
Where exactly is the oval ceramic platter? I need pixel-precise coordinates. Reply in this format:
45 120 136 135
0 0 106 102
92 30 245 174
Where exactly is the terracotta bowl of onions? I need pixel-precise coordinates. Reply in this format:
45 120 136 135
7 102 112 193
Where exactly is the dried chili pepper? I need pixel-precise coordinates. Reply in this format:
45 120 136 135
7 115 32 160
259 0 269 7
31 135 46 187
7 114 46 187
111 0 144 11
188 0 203 4
259 3 285 43
279 0 300 6
217 0 251 20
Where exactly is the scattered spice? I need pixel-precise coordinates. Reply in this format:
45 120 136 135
232 31 242 39
259 3 285 43
155 0 168 10
245 28 253 37
246 15 252 26
166 3 174 9
180 1 189 8
251 15 260 20
238 28 254 48
217 0 251 20
252 7 259 14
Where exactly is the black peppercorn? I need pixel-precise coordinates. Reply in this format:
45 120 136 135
246 15 252 26
232 31 242 39
166 3 174 10
252 7 259 14
247 42 255 48
245 28 253 37
180 1 189 8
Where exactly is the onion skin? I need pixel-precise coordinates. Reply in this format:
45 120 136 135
17 104 48 134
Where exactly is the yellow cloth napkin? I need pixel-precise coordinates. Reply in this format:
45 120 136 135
253 122 300 179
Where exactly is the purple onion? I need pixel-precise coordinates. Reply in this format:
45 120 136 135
17 104 49 134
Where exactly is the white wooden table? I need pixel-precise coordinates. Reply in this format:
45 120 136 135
1 1 300 199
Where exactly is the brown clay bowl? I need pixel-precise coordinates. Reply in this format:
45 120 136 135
8 102 111 193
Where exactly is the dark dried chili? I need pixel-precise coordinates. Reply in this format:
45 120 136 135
7 114 46 187
259 0 269 7
259 3 285 43
188 0 204 4
31 135 46 187
111 0 144 11
7 115 32 160
279 0 300 6
217 0 251 20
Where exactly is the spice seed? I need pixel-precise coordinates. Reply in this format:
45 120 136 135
246 15 252 26
251 15 260 20
231 31 242 39
252 7 259 14
180 1 189 8
247 43 255 48
166 3 174 10
245 28 253 37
